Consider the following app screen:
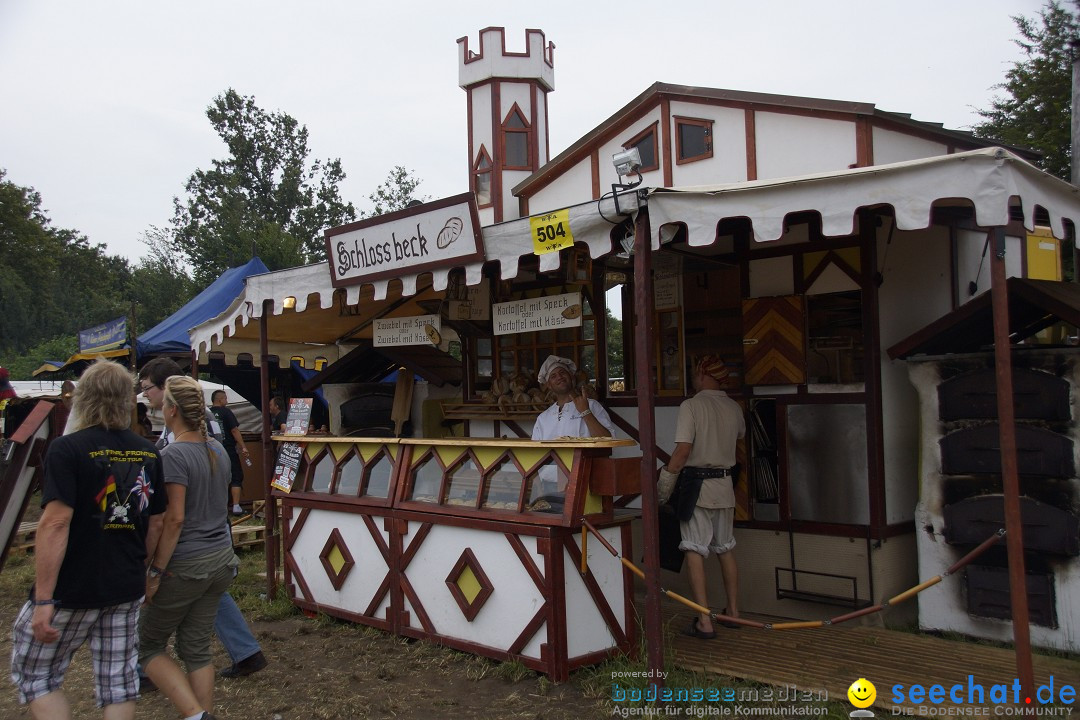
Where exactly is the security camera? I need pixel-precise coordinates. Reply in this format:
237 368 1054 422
612 147 642 177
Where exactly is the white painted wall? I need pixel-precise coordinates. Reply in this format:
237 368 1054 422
500 81 532 120
527 156 593 217
748 255 794 297
755 113 857 179
470 84 493 160
872 127 948 165
877 224 953 524
955 228 1025 306
667 101 746 187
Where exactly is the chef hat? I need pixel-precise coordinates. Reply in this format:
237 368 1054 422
537 355 576 385
698 354 729 382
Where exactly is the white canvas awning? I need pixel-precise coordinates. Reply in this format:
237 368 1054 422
192 147 1080 361
647 147 1080 247
190 193 638 359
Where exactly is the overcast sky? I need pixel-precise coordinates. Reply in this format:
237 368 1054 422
0 0 1047 262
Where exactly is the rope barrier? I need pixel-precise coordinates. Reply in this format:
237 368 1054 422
580 519 1005 631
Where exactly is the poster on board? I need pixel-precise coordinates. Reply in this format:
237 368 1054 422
271 398 313 493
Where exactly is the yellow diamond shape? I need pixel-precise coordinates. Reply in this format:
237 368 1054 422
456 565 482 605
326 545 346 575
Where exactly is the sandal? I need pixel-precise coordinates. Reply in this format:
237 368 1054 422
683 618 717 640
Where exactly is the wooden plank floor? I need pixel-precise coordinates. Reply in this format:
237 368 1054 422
661 603 1080 712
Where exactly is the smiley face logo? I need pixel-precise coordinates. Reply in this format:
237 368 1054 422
847 678 876 709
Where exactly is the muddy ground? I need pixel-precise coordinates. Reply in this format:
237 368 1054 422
0 536 618 719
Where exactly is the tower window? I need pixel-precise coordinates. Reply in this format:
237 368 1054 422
473 147 493 207
502 105 532 170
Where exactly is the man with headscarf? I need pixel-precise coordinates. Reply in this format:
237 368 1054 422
657 354 745 639
530 355 615 441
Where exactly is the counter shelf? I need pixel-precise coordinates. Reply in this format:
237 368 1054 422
272 435 640 679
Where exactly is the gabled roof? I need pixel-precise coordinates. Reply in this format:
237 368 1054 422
512 81 1039 197
887 279 1080 359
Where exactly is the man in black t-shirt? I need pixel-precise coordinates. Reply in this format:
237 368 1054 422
210 389 249 516
269 395 287 434
10 360 166 719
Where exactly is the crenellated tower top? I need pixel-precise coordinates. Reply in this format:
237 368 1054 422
457 27 555 92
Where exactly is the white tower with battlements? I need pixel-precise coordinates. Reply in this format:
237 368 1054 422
458 27 554 225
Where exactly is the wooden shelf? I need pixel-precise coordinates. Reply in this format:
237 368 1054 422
440 400 548 421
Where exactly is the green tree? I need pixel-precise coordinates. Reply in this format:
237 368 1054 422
972 1 1080 180
171 88 357 283
365 166 430 217
131 226 198 331
0 169 60 356
3 335 79 380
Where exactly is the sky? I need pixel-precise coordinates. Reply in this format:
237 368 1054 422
0 0 1048 263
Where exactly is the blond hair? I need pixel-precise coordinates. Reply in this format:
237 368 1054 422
67 360 134 433
163 375 216 470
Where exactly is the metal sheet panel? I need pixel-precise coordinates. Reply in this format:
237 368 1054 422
787 403 869 525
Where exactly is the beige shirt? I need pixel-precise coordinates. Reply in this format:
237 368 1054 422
673 389 745 509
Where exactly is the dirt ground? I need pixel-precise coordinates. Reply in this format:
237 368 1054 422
0 539 615 720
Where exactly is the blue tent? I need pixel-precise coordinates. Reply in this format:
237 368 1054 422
136 257 269 359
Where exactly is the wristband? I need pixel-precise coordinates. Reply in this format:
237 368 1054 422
32 598 58 606
148 565 166 579
580 409 592 417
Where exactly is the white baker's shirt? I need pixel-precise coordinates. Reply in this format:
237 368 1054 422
530 398 615 441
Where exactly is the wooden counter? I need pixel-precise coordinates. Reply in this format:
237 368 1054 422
273 435 641 680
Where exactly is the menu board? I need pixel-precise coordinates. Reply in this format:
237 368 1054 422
373 314 442 347
271 398 313 493
492 291 583 336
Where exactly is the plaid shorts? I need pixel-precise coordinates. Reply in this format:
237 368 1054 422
10 598 141 707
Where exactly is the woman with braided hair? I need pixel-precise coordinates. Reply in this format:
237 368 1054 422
139 375 236 720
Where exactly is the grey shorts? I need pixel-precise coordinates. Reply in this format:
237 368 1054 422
139 546 236 671
679 506 736 557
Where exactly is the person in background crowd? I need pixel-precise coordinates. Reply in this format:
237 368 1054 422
137 359 222 445
657 355 745 640
136 359 266 686
10 360 166 720
209 390 249 516
268 396 287 434
135 402 153 439
531 355 614 440
139 375 237 720
0 366 17 401
60 380 76 411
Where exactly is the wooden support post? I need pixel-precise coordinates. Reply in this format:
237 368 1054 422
260 300 278 600
988 227 1034 698
632 204 665 686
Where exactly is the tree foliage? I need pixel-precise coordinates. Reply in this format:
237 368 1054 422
365 166 430 217
171 88 357 283
0 172 199 378
972 1 1080 181
1 170 131 359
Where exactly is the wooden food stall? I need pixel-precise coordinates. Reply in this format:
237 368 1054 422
277 435 638 680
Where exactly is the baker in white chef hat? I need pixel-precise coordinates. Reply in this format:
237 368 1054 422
531 355 615 441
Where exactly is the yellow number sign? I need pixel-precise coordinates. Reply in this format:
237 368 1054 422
530 209 574 255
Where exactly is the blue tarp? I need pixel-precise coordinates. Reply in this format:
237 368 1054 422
136 257 269 359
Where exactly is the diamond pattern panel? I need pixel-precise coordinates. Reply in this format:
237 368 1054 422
445 548 494 622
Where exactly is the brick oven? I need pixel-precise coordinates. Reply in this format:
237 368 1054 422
891 280 1080 653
